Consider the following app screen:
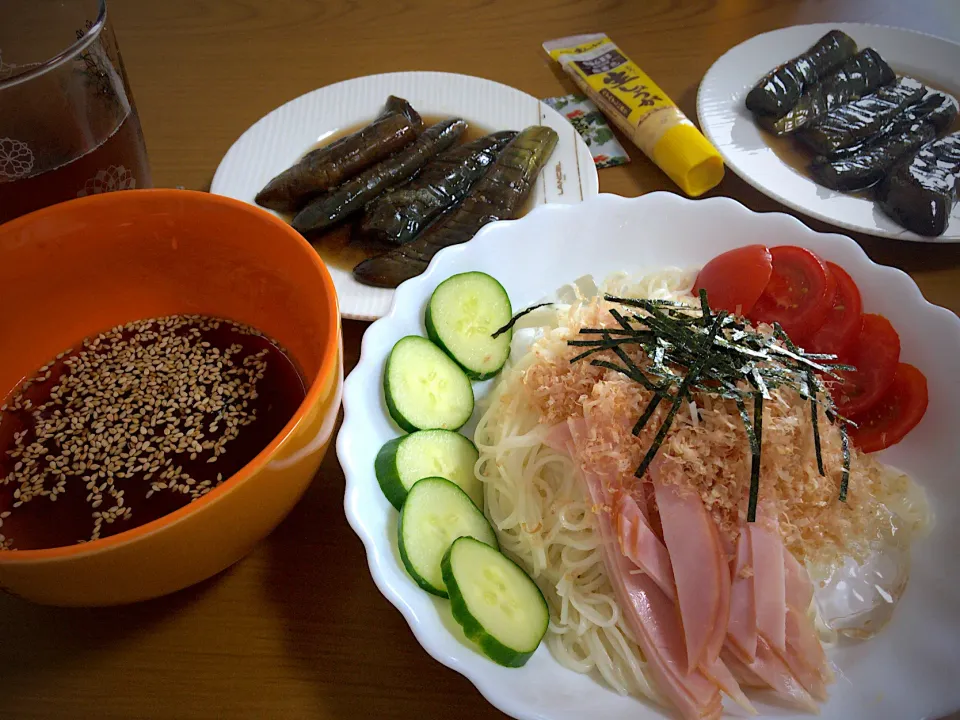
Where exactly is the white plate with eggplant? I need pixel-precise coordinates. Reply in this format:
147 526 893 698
697 23 960 242
211 71 599 320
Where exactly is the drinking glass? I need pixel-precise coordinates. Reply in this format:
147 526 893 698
0 0 151 224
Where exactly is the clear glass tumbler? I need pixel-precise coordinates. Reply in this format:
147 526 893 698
0 0 151 225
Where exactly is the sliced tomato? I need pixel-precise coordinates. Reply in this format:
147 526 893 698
749 246 837 344
806 262 863 358
830 313 900 417
849 363 928 453
692 245 773 315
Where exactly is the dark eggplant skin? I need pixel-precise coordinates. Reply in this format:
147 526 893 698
361 131 517 246
797 77 926 156
746 30 857 119
255 96 423 213
758 49 895 136
822 92 957 162
353 126 559 288
809 96 958 192
810 123 938 192
877 132 960 236
292 118 467 234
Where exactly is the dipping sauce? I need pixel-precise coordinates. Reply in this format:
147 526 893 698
0 315 305 551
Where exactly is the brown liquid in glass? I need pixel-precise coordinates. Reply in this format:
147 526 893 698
0 113 151 225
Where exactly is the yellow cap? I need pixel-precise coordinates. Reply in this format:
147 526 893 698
651 123 725 198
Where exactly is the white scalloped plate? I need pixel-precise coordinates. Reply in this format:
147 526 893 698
338 193 960 720
698 23 960 242
211 71 599 320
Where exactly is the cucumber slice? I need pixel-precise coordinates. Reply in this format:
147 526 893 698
375 430 482 510
441 536 549 668
398 477 497 598
383 336 474 432
425 272 513 380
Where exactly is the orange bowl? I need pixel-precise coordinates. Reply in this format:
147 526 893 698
0 189 342 606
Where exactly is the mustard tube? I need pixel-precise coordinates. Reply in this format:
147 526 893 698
543 33 724 197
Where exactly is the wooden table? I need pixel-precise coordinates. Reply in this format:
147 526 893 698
2 1 958 718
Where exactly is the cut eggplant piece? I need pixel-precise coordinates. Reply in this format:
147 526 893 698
353 126 558 288
823 92 957 162
877 132 960 236
292 118 467 234
361 131 517 246
746 29 858 119
759 49 895 136
255 96 423 213
797 77 927 156
810 122 938 192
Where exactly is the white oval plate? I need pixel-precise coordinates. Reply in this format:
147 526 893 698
338 193 960 720
211 71 599 320
698 23 960 242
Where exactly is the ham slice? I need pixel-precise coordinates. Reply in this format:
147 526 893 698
721 648 768 688
580 469 722 720
728 527 758 660
654 472 726 672
728 637 819 713
783 546 815 611
616 493 676 602
700 656 758 715
781 605 830 701
750 513 787 654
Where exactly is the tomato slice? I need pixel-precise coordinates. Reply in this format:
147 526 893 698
849 363 928 453
805 262 863 358
692 245 773 315
830 314 900 417
749 246 837 344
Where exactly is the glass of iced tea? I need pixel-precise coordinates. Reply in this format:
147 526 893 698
0 0 151 225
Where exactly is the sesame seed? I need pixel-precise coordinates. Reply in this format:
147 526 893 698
0 314 297 550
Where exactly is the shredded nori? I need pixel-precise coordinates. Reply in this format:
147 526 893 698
568 292 854 520
491 303 554 339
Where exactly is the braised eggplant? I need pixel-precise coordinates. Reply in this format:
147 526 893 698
292 118 467 234
255 96 423 213
823 92 957 161
877 132 960 236
361 131 517 246
810 95 958 192
353 126 558 288
810 123 938 192
746 30 857 119
797 77 927 155
759 48 895 136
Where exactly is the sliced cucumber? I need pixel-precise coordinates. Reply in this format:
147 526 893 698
383 336 474 432
425 272 513 381
441 536 549 668
375 430 482 510
398 477 497 598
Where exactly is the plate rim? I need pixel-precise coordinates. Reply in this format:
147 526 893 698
696 21 960 244
337 191 960 720
210 70 600 321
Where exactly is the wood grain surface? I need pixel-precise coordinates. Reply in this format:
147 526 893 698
2 1 958 718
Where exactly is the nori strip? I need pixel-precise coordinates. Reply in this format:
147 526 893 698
353 126 558 288
362 131 517 246
491 302 554 339
255 96 423 213
746 29 857 119
292 118 467 233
